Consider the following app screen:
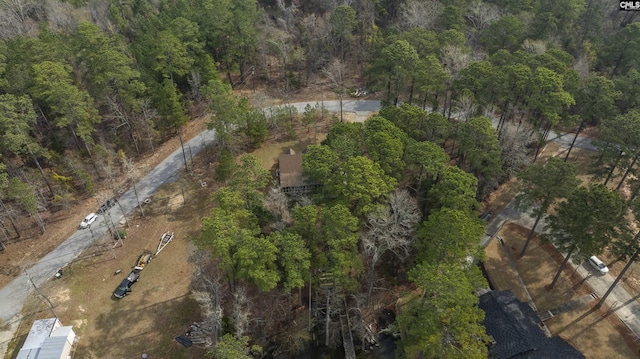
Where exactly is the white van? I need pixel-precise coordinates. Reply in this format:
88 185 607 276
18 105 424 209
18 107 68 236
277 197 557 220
588 256 609 274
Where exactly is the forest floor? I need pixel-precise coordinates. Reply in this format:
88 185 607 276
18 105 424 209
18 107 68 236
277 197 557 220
484 223 640 359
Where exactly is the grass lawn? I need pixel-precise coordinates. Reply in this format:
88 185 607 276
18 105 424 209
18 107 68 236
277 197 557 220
5 179 210 359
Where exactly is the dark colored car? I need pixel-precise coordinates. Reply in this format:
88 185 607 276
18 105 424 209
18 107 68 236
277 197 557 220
98 198 117 214
113 271 140 299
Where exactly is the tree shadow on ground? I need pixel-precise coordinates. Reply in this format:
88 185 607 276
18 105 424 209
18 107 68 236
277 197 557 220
86 294 206 358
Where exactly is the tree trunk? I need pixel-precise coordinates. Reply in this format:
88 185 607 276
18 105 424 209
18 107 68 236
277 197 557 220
616 154 639 190
596 244 640 309
227 70 234 88
325 288 331 347
366 260 376 305
32 212 45 234
564 121 585 162
133 181 145 217
179 128 189 174
610 53 626 80
339 92 344 122
27 148 53 197
0 199 20 238
408 77 415 105
533 140 544 162
605 151 624 186
520 204 547 257
422 91 428 111
432 92 439 112
549 247 575 289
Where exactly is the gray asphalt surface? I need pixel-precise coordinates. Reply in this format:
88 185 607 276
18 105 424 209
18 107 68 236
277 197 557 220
0 127 216 322
0 100 608 355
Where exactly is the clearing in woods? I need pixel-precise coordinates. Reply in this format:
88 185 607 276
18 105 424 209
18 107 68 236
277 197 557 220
4 110 332 359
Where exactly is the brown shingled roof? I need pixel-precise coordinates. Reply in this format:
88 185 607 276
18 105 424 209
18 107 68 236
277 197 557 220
278 149 305 188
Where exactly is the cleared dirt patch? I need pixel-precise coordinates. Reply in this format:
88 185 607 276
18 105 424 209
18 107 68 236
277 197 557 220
0 113 211 289
4 113 341 358
485 222 640 359
6 177 211 359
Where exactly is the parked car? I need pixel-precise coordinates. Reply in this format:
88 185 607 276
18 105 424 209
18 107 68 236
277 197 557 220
588 256 609 274
79 213 98 229
97 198 117 214
113 271 140 299
134 252 153 271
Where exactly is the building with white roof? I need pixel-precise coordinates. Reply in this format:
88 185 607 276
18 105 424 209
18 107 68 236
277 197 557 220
16 318 75 359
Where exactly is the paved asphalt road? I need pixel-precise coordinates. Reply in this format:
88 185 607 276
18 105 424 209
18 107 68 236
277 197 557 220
0 100 605 355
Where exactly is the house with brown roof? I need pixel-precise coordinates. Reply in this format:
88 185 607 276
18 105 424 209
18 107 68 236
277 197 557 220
277 148 319 194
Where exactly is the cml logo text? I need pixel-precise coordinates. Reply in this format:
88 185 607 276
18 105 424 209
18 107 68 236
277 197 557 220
621 1 640 10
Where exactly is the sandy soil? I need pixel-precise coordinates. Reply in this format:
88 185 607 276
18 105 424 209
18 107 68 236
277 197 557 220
484 222 640 359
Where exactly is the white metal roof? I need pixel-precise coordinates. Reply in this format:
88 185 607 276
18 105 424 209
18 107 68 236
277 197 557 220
15 318 75 359
20 318 59 350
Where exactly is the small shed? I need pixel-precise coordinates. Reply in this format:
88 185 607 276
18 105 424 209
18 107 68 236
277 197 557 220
16 318 75 359
278 148 319 194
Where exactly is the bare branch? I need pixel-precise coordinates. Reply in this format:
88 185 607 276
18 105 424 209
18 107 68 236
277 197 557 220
396 0 443 30
361 189 421 264
466 1 502 31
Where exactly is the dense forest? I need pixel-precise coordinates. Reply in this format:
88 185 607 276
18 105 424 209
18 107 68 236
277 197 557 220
2 0 640 357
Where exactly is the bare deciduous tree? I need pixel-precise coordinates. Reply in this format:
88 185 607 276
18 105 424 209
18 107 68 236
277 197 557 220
232 287 251 339
298 14 331 82
521 39 547 55
441 45 471 76
0 0 38 39
313 287 342 349
499 122 535 179
263 185 291 230
395 0 443 30
466 1 501 31
361 190 421 301
454 94 478 122
43 0 76 33
441 45 470 117
139 98 159 154
86 0 112 32
323 58 348 121
192 273 224 348
573 53 592 80
0 0 35 22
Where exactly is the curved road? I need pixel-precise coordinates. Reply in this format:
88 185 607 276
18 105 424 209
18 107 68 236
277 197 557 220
0 99 598 355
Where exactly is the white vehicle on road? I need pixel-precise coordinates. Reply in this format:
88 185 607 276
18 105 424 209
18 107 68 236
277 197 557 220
588 256 609 274
79 213 98 229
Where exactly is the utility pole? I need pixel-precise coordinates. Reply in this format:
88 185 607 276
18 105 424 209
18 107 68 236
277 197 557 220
25 270 57 318
132 181 145 218
179 128 189 174
112 189 129 228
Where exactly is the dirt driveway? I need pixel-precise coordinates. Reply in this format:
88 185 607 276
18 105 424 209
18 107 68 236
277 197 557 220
5 178 210 359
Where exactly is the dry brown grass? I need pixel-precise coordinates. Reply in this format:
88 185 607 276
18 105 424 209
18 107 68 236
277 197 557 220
6 167 213 359
484 222 640 359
